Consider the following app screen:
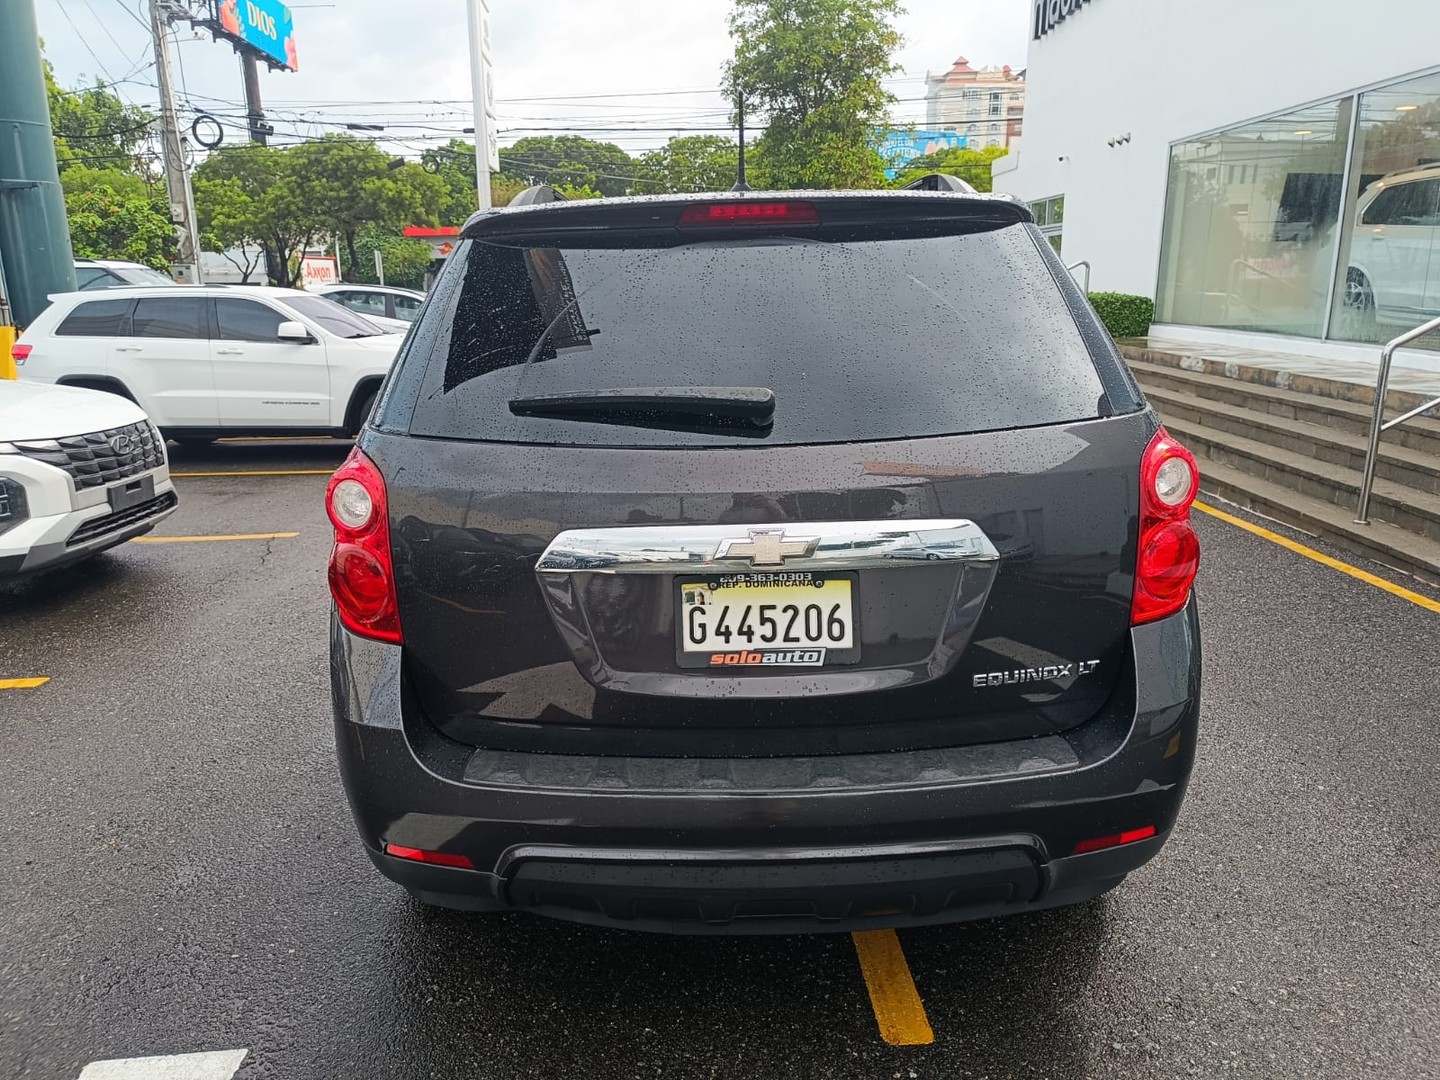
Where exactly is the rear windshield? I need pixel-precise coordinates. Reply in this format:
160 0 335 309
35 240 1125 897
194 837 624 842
400 220 1107 447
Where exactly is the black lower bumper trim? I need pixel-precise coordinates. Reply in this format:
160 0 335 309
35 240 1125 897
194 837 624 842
509 846 1041 926
368 836 1164 934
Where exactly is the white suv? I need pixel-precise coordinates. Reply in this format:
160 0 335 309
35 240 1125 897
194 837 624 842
73 259 179 291
13 286 404 442
1 380 178 578
311 283 426 324
1346 164 1440 330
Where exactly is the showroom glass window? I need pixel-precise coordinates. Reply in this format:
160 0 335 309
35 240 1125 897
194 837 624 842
1156 99 1350 339
1157 67 1440 352
1329 70 1440 349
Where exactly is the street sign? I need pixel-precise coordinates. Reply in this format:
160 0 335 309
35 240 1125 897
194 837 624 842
300 255 339 290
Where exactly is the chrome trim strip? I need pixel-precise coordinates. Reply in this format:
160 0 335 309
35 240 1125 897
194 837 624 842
536 519 999 573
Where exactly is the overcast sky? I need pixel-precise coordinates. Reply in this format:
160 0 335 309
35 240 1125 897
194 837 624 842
36 0 1031 157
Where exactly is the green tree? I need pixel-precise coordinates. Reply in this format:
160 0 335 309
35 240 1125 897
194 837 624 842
288 135 443 281
59 166 176 267
350 225 434 291
45 62 154 173
65 184 177 268
194 174 266 283
498 136 636 197
60 165 157 202
632 135 742 194
725 0 902 189
420 140 533 223
552 182 603 200
889 145 1009 192
194 144 316 287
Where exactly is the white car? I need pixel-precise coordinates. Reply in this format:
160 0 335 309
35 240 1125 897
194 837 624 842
74 259 178 291
311 283 426 325
13 286 404 442
1346 164 1440 330
0 380 178 578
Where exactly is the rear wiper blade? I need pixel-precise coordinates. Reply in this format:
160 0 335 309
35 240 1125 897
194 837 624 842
509 386 775 423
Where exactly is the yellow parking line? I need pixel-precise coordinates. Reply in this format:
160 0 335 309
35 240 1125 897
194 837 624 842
851 930 934 1046
132 532 300 544
215 436 337 442
171 469 334 477
1194 501 1440 615
0 677 50 690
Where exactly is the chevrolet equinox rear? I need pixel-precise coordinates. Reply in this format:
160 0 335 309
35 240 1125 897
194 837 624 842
327 186 1202 934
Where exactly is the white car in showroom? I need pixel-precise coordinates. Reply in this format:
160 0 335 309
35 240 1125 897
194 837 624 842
0 380 178 578
1345 163 1440 331
13 286 404 445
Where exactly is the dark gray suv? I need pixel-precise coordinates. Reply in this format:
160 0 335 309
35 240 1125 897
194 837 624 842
327 185 1202 934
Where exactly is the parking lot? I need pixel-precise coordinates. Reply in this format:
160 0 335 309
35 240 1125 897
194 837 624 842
3 437 1439 1080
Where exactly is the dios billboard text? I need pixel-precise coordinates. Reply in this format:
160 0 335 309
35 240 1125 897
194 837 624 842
216 0 298 71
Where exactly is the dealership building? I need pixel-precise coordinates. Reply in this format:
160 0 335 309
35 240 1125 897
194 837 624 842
994 0 1440 369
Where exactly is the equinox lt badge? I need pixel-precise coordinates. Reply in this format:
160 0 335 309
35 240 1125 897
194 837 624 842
972 660 1100 688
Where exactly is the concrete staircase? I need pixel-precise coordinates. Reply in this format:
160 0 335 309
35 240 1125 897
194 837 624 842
1118 341 1440 585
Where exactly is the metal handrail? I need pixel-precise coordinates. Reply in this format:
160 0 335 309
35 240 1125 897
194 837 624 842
1354 314 1440 524
1066 260 1091 295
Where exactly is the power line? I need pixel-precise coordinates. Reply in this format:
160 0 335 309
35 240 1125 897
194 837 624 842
113 0 153 31
53 0 126 90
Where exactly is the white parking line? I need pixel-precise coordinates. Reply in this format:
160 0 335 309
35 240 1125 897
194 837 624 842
77 1049 248 1079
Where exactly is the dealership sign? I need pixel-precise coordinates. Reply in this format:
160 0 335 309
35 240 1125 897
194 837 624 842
215 0 298 71
1034 0 1094 40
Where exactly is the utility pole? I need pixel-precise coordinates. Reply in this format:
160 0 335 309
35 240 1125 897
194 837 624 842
241 54 270 146
150 0 202 282
734 97 751 191
466 0 497 210
0 0 76 330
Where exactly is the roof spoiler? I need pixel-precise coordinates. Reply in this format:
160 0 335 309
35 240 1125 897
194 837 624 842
508 184 568 206
901 173 978 194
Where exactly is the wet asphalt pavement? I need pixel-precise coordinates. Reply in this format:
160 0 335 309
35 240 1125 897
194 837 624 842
1 438 1438 1080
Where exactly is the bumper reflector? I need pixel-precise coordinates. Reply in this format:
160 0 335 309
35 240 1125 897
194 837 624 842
383 843 474 869
1072 825 1158 855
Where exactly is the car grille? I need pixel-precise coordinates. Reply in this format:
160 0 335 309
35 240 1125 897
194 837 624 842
66 491 178 547
11 421 165 490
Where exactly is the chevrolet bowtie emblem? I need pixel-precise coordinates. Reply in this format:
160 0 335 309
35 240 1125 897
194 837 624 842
715 528 820 567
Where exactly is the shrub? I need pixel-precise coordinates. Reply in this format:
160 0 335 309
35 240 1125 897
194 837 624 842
1088 292 1154 339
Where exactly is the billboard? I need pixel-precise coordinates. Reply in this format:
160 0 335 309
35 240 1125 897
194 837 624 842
215 0 299 71
878 129 968 179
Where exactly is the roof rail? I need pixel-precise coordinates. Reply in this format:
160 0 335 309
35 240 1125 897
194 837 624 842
901 172 977 194
508 184 568 206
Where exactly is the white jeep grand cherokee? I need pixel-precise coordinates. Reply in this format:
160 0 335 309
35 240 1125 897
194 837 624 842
0 380 178 578
12 285 404 442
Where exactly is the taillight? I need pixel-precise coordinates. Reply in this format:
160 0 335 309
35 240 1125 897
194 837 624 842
1132 427 1200 625
1073 825 1158 855
383 843 473 869
326 446 401 643
677 200 820 226
11 344 31 365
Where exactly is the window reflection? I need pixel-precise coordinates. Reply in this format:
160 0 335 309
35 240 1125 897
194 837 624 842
1157 68 1440 352
1332 71 1440 349
1156 99 1350 338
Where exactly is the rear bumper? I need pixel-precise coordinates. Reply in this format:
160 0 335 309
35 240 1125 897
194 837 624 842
330 601 1201 934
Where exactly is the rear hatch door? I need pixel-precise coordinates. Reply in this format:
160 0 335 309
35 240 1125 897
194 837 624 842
373 194 1148 757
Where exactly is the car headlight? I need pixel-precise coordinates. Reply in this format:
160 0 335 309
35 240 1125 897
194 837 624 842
0 477 28 537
